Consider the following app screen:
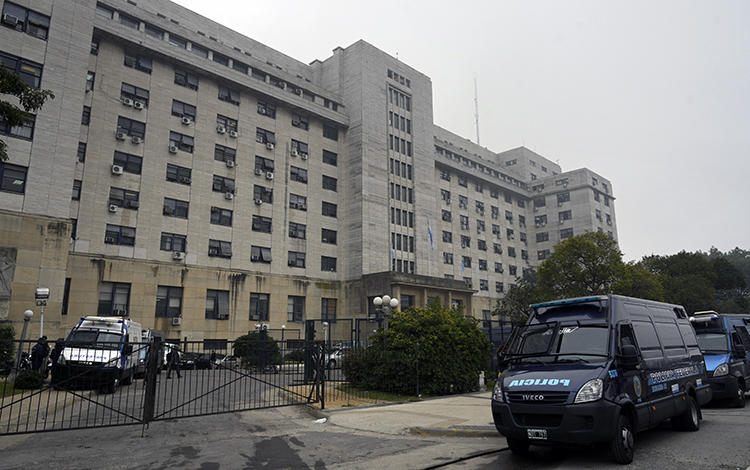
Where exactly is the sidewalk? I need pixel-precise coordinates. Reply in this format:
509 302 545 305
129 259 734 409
318 391 505 439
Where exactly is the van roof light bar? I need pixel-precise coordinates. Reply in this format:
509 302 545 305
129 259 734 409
531 295 608 310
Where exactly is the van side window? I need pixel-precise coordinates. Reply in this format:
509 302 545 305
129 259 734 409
618 324 637 352
632 320 664 362
735 326 750 348
654 320 687 357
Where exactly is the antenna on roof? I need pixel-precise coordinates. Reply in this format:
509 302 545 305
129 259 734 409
474 77 480 145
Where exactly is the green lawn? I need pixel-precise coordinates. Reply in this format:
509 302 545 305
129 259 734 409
0 380 21 397
332 384 419 402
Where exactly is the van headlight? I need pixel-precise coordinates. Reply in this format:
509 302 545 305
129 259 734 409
574 379 603 403
713 363 729 377
492 381 504 402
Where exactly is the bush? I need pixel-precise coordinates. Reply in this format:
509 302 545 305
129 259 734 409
233 332 282 368
343 303 491 396
14 370 43 389
0 323 15 372
284 348 306 363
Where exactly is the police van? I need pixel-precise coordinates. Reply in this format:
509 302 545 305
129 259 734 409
492 295 712 464
53 316 142 393
690 311 750 407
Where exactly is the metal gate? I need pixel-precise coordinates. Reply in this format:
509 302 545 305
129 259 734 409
0 338 324 435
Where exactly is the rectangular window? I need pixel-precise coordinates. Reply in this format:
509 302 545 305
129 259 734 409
104 224 135 246
495 262 503 273
208 239 232 258
291 139 309 157
292 113 309 130
144 23 164 39
290 166 308 183
458 195 468 209
255 128 276 145
232 60 248 74
205 289 230 320
287 221 306 239
458 176 467 188
249 293 270 321
2 2 51 40
557 192 570 204
174 69 199 90
322 175 337 192
0 163 27 194
321 228 337 245
117 116 146 139
77 142 87 162
441 210 452 222
168 34 187 49
119 12 139 29
212 52 229 66
253 184 273 203
123 50 152 74
0 51 43 87
538 249 550 260
155 286 183 318
86 71 95 92
169 131 194 153
98 282 130 316
257 100 276 118
496 282 504 293
72 179 81 200
321 256 337 272
212 175 235 194
443 252 453 265
120 83 150 107
253 215 273 233
560 228 574 239
536 232 549 243
108 187 139 209
251 245 272 263
461 235 471 249
322 150 337 166
442 231 452 243
81 106 91 125
460 215 469 230
218 85 240 105
509 265 517 276
462 256 472 268
255 156 275 173
287 296 305 322
322 201 337 218
210 207 233 226
480 280 489 291
321 298 337 322
287 251 305 268
289 193 307 211
96 3 114 18
559 210 572 222
171 100 196 120
160 232 186 252
216 114 238 133
166 164 191 184
214 144 236 164
478 239 487 251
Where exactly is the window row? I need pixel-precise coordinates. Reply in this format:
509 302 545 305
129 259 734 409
389 134 412 156
391 233 415 253
390 183 413 203
388 87 411 111
389 158 413 180
1 2 50 40
388 111 411 134
390 207 414 228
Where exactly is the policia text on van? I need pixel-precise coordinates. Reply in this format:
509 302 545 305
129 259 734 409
491 295 712 464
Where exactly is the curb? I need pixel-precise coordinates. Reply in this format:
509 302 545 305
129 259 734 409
409 426 500 438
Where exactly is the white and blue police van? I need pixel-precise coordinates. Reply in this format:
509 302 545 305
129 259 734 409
492 295 712 464
53 316 142 393
690 311 750 407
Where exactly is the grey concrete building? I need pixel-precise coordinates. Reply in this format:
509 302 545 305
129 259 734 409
0 0 617 340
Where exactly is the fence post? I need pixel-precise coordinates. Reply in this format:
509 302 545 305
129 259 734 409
319 343 325 410
415 340 420 398
142 336 161 425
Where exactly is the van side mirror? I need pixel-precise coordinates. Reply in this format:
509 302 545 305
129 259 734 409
733 344 746 359
619 344 639 369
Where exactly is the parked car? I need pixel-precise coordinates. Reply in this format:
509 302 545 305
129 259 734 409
492 295 712 464
325 347 349 368
216 355 239 369
179 352 198 370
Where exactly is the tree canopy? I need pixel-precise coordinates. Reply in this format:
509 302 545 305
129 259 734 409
0 66 54 161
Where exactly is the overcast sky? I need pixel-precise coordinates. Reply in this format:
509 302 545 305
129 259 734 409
175 0 750 262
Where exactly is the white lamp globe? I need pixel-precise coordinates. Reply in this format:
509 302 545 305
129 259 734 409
389 298 399 309
23 309 33 319
382 295 391 305
373 297 383 306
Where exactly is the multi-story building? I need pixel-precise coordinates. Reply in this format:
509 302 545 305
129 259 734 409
0 0 617 340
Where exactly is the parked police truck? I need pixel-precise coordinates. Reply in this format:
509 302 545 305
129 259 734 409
492 295 712 464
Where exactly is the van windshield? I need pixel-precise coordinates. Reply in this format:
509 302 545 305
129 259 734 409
695 333 729 354
510 323 609 364
67 330 124 350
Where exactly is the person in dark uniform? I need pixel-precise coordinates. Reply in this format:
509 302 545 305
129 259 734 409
30 337 49 372
166 345 181 379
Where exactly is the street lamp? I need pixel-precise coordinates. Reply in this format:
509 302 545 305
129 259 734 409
373 295 399 316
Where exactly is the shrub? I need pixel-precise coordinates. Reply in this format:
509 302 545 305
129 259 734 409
14 370 43 389
233 332 282 367
343 303 491 396
284 348 306 363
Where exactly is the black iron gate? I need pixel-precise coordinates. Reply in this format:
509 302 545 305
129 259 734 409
0 338 324 435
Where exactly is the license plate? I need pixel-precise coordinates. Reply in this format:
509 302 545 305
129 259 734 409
527 428 547 440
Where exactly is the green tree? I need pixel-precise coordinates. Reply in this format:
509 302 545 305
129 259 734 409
0 66 55 161
612 262 665 301
233 332 281 368
710 257 746 291
0 323 15 369
493 269 548 326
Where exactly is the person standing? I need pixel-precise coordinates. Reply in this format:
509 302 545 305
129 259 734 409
49 338 65 379
30 337 49 372
166 345 181 379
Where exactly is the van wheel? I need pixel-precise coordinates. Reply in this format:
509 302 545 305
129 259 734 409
610 413 634 464
674 395 700 431
103 376 119 394
731 381 745 408
506 437 530 456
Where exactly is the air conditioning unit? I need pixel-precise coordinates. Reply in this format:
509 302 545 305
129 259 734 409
128 200 139 209
131 136 143 144
559 220 565 225
217 313 229 319
216 125 226 134
108 204 118 213
208 248 219 256
265 142 274 150
290 149 299 157
133 101 144 110
287 260 296 267
121 97 134 107
171 317 182 326
226 160 235 168
115 131 126 141
224 192 234 200
111 164 124 175
229 130 238 138
181 116 192 125
163 207 174 216
168 144 178 154
265 172 274 180
104 236 116 243
2 14 20 26
113 309 127 316
172 251 184 261
254 198 262 205
254 168 263 176
180 176 191 184
300 153 308 160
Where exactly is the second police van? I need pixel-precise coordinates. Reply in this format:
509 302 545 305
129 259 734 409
492 295 712 464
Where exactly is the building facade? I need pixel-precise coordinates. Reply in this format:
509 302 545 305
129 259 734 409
0 0 617 340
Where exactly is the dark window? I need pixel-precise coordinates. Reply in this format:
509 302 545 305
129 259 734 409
443 252 453 265
216 114 238 133
254 156 275 172
205 289 230 320
214 144 236 163
0 112 35 140
171 100 196 120
322 150 337 166
169 131 194 152
163 198 189 218
98 282 130 316
168 34 187 49
257 101 276 118
155 286 182 318
252 215 273 233
191 43 208 59
86 71 95 91
321 256 337 272
557 192 570 204
288 221 306 239
323 124 338 141
2 2 50 40
322 175 337 192
321 298 337 322
442 231 452 243
112 151 142 176
255 128 276 145
560 228 574 239
210 207 233 226
251 245 272 263
61 278 71 315
287 251 305 268
536 232 549 243
208 239 232 258
321 228 337 245
289 193 307 211
249 293 270 321
322 201 337 218
507 246 516 257
118 12 139 29
144 23 164 39
0 163 27 193
105 224 135 246
160 232 186 252
232 60 248 74
108 187 139 209
72 179 81 200
81 106 91 125
218 85 240 105
90 38 99 55
174 69 199 90
212 52 229 66
0 51 42 87
292 113 309 130
123 50 152 74
117 116 146 139
442 210 452 222
253 185 273 203
290 166 308 183
77 142 87 162
95 3 114 18
287 296 305 322
166 164 191 184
